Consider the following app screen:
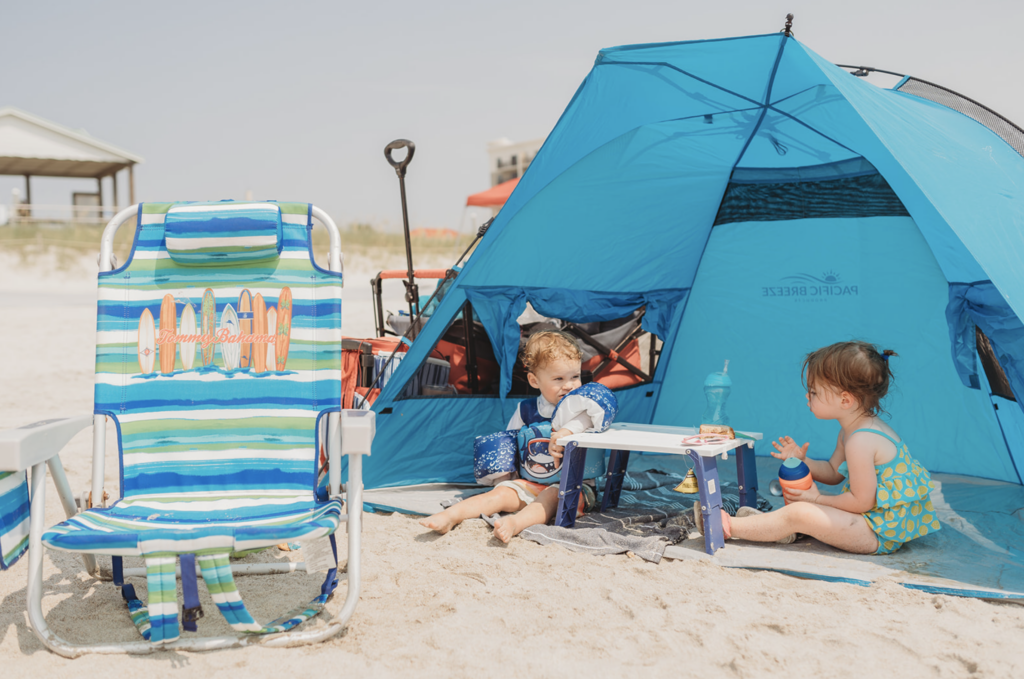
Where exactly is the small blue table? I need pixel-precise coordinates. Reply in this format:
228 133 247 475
553 423 762 555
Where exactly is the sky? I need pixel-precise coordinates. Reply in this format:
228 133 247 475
2 0 1023 232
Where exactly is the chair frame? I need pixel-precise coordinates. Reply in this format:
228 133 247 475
13 204 369 656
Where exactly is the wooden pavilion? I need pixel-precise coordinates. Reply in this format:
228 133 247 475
0 107 143 222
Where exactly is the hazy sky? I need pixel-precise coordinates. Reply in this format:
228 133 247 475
3 0 1022 231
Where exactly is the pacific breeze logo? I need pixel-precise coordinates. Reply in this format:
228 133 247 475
762 270 859 300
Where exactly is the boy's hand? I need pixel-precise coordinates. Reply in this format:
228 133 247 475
771 436 809 461
547 428 574 466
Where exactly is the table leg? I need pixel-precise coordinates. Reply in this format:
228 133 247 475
601 449 630 511
736 441 759 509
689 450 725 555
554 442 587 528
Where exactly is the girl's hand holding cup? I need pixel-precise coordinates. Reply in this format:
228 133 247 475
782 479 821 504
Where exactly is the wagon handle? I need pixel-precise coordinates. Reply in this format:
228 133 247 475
384 139 416 178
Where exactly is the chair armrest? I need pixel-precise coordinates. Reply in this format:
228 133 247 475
0 415 94 472
340 410 375 457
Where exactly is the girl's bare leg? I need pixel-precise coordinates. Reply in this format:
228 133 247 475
493 486 559 543
729 502 879 554
420 486 526 534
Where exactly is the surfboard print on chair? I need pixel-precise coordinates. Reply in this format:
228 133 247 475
179 302 197 371
252 293 267 373
201 289 216 367
238 289 253 369
220 304 241 370
159 294 178 374
266 307 277 370
138 308 156 374
275 287 293 371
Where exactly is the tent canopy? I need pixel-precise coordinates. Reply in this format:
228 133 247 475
357 33 1024 492
466 177 519 207
0 107 142 179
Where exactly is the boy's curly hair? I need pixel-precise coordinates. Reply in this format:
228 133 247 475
521 330 582 373
802 341 898 416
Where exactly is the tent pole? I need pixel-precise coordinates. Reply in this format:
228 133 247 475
462 300 478 394
23 174 31 216
96 177 103 221
128 164 135 205
112 171 119 209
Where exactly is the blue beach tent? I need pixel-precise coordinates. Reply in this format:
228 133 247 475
359 32 1024 492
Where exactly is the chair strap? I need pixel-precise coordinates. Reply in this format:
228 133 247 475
180 554 204 632
112 556 154 640
197 534 340 636
118 535 341 644
145 556 181 644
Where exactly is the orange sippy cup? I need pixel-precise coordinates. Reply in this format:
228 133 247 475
778 457 812 505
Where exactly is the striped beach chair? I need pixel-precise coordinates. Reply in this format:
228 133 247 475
16 201 372 656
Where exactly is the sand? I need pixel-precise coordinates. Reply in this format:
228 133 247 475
2 248 1023 678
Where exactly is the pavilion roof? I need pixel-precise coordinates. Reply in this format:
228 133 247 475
0 106 143 178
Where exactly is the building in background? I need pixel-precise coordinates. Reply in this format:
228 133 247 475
466 137 544 218
0 107 142 225
487 137 543 187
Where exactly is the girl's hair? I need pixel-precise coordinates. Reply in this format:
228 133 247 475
802 341 898 416
521 330 582 372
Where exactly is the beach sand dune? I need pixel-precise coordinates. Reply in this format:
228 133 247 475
2 250 1023 678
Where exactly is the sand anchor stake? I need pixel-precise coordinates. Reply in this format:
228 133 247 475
384 138 419 320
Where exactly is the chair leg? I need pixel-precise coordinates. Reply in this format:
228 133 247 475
46 455 98 576
27 462 50 646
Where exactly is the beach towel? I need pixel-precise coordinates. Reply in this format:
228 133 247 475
484 470 773 562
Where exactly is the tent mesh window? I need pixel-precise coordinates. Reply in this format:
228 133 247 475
395 305 660 399
511 309 658 396
714 172 908 226
976 325 1016 401
896 77 1024 159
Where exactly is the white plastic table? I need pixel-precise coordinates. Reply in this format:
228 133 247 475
554 423 763 555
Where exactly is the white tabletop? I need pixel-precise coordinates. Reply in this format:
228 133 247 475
560 422 762 458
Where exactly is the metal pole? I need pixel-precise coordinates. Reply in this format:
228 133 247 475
384 140 418 320
462 300 478 394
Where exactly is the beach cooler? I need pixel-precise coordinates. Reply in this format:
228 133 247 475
7 201 374 656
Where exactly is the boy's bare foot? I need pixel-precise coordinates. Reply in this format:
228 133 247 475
493 516 519 543
419 511 457 534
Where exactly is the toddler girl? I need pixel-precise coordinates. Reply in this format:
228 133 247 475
716 341 940 554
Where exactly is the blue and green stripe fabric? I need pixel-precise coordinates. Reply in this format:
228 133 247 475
0 471 30 569
40 201 343 641
164 202 283 265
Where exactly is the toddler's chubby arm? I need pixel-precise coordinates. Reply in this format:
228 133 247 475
548 410 594 460
771 434 846 485
548 427 575 465
812 436 877 513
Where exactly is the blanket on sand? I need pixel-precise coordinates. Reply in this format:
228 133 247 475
483 470 772 563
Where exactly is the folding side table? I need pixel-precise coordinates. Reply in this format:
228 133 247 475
554 423 763 555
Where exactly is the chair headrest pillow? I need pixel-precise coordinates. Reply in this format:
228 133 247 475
164 202 283 265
